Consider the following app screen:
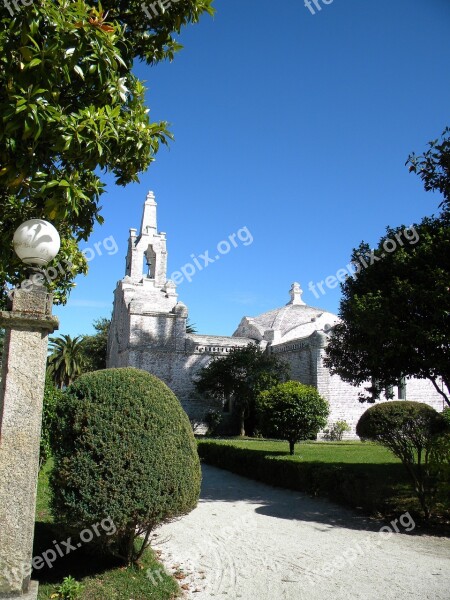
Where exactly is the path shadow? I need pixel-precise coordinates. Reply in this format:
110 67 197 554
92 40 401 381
198 464 444 537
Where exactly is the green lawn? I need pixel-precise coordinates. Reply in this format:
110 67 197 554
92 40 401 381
34 461 180 600
211 438 401 463
198 439 450 534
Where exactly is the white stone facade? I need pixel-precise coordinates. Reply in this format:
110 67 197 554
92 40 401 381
107 194 446 437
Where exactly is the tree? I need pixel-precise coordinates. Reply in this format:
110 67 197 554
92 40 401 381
356 401 449 518
0 0 214 307
47 334 86 388
186 318 197 334
50 368 201 564
257 381 329 455
80 317 110 372
195 345 289 436
325 211 450 407
407 127 450 212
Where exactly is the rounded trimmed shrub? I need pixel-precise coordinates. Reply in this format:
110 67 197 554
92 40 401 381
50 368 201 563
257 381 329 455
356 401 444 446
356 401 447 517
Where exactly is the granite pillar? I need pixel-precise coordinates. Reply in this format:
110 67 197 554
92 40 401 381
0 286 58 597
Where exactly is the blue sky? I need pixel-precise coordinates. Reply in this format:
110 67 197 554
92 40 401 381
55 0 450 337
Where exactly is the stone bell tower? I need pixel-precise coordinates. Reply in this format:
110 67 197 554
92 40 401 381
125 191 169 286
107 192 188 396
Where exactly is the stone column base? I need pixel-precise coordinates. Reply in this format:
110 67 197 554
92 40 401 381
0 581 38 599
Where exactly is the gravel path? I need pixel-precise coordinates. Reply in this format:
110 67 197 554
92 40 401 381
151 464 450 600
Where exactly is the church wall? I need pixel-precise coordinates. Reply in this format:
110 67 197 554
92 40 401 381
108 194 448 440
402 377 446 412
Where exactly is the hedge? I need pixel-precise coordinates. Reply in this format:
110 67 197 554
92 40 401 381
197 441 396 513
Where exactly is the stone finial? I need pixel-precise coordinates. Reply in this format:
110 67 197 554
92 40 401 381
146 190 156 204
287 282 306 306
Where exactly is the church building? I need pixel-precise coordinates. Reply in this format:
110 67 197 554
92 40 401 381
107 192 445 437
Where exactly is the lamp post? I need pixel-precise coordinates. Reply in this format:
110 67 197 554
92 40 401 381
0 219 60 599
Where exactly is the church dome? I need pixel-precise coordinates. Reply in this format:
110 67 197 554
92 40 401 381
232 283 339 344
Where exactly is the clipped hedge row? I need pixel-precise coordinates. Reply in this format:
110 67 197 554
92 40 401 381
197 441 400 512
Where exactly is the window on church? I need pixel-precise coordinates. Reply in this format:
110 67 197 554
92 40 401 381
398 377 407 400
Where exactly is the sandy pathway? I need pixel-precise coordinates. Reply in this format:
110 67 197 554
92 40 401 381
150 464 450 600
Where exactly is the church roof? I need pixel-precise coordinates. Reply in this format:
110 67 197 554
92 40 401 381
232 283 339 344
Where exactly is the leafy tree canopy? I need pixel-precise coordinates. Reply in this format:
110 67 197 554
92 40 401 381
0 0 214 307
407 127 450 212
195 344 289 436
257 381 329 455
325 211 450 407
47 333 86 388
80 316 110 372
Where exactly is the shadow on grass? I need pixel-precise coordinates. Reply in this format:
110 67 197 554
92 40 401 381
33 522 123 584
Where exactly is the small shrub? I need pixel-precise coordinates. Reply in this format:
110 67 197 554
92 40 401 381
323 420 351 441
257 381 329 455
204 409 222 435
356 401 448 518
54 576 82 600
50 368 201 565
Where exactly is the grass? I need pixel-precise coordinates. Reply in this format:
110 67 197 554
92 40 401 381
211 438 401 463
198 438 450 535
34 461 180 600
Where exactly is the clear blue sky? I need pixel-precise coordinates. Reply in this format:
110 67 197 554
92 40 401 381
54 0 450 337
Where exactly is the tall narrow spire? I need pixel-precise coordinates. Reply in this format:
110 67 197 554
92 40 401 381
140 191 157 235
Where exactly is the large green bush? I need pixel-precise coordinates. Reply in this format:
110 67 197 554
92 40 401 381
50 368 201 564
40 378 64 470
257 381 329 455
356 401 449 518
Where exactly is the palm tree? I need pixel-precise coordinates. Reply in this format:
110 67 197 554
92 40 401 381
186 318 197 334
47 334 86 389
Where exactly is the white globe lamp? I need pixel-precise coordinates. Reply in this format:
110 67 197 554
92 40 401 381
13 219 60 267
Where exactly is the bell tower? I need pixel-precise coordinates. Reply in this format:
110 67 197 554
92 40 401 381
125 190 168 287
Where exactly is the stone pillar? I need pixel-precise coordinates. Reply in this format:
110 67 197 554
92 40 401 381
0 285 58 598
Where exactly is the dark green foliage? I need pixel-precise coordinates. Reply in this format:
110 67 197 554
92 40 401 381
356 401 449 518
195 344 289 436
204 409 222 436
185 318 197 334
40 378 63 469
325 211 450 406
257 381 329 455
0 0 213 306
407 127 450 211
50 368 201 564
47 334 86 388
80 318 110 372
